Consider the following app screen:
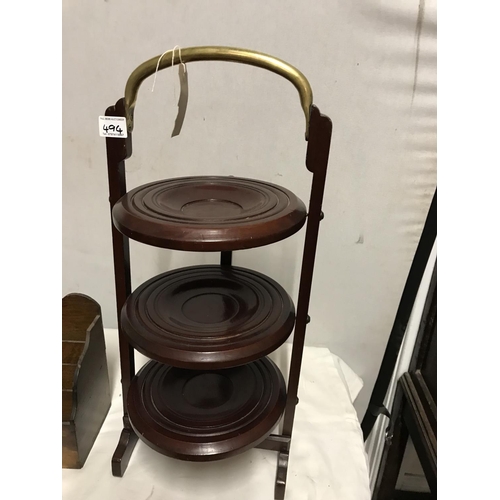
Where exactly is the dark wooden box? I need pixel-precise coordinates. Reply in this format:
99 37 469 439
62 293 111 468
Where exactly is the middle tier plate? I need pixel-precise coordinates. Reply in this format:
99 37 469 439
121 265 295 369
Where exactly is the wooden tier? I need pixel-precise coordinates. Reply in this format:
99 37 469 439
127 358 286 461
112 176 307 251
121 265 295 369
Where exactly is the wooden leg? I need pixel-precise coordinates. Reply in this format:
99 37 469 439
373 386 409 500
254 434 291 498
275 451 289 500
106 101 138 478
111 425 139 477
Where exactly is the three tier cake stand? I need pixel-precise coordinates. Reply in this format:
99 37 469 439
104 46 332 500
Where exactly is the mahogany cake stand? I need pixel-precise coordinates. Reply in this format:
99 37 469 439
105 46 332 500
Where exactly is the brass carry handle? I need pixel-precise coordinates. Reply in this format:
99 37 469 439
124 46 313 139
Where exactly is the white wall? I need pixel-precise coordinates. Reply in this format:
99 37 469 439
62 0 436 418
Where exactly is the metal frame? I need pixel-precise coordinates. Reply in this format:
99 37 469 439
105 48 332 499
123 46 313 138
372 264 437 499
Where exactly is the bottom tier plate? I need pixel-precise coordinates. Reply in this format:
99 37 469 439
127 358 286 461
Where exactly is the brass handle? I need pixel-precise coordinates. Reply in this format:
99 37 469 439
124 46 313 138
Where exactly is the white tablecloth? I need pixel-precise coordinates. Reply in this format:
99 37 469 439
62 329 370 500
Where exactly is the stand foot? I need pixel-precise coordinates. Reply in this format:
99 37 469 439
275 451 289 500
111 427 139 477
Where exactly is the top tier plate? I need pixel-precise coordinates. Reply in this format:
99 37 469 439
112 176 307 251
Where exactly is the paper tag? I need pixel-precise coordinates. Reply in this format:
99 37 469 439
98 116 128 138
171 64 189 137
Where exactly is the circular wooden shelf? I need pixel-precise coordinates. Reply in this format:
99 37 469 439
112 176 307 251
127 358 286 461
121 265 295 369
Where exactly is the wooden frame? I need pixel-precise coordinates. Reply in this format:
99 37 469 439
105 63 331 499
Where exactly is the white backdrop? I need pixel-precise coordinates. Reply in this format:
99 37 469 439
62 0 436 418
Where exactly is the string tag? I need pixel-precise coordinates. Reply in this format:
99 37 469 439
171 47 188 137
151 45 189 137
